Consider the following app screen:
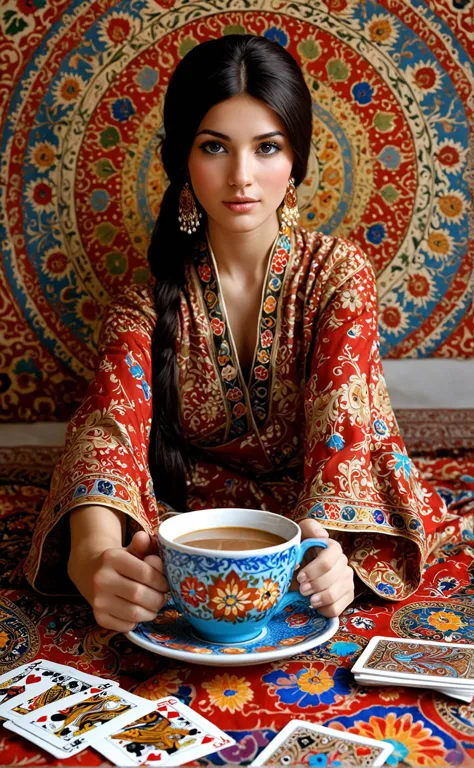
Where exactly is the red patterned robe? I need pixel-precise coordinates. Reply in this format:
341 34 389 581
25 225 448 599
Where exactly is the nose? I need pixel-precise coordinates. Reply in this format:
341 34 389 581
228 151 253 189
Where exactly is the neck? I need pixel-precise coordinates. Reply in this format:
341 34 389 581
206 213 280 282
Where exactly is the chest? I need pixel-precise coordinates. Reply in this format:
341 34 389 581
220 278 263 380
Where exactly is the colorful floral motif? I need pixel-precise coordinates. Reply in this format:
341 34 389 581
262 665 352 707
208 571 260 621
203 674 254 713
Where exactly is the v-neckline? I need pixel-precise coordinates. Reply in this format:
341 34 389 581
194 224 294 440
205 228 279 393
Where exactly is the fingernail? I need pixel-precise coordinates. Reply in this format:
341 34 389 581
310 594 322 606
297 572 307 583
300 583 312 595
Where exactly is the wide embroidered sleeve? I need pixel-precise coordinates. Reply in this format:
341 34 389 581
24 284 162 595
295 239 448 600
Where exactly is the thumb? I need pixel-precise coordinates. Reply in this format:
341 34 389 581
298 518 330 540
125 531 158 560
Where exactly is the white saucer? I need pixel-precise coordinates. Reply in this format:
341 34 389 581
127 595 339 666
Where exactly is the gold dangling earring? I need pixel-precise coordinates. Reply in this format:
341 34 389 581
178 181 202 234
280 176 299 228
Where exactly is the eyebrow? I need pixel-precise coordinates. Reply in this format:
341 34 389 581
196 129 285 141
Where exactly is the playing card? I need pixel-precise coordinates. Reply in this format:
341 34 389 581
2 661 117 722
251 721 394 767
353 636 474 686
4 720 74 760
92 695 236 766
354 674 474 703
14 686 156 758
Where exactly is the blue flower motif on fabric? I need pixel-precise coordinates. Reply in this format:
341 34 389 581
352 81 373 104
341 506 356 522
329 641 360 657
264 27 288 46
392 451 411 479
125 353 144 379
378 145 401 169
141 379 150 400
112 97 135 122
135 65 159 92
326 433 345 451
73 484 88 497
373 509 385 524
96 480 115 496
309 504 326 519
438 577 459 593
461 475 474 483
262 666 351 707
374 418 388 436
366 223 386 245
91 189 109 212
377 583 396 595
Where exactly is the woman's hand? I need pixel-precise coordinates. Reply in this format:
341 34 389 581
68 530 169 633
295 518 354 618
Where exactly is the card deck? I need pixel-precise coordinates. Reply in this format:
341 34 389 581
353 637 474 686
352 636 474 704
10 686 156 758
355 674 474 703
92 696 236 766
251 720 394 767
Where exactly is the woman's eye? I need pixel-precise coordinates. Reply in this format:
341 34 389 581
202 142 224 154
258 142 281 155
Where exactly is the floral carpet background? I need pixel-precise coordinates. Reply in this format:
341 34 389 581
1 1 474 766
0 0 473 422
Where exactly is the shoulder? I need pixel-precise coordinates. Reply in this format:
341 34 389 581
294 225 374 282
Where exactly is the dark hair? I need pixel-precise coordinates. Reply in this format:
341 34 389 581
147 34 312 510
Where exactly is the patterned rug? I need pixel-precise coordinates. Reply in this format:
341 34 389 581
0 428 474 765
1 0 473 423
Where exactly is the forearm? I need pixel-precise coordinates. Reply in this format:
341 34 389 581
69 504 125 558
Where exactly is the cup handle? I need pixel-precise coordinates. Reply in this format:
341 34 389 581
296 536 328 564
277 537 329 613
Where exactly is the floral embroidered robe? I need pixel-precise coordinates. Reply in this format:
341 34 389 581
25 225 448 599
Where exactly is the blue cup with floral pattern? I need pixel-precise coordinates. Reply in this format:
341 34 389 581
158 508 327 644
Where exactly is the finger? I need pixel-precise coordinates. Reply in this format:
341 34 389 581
297 541 343 584
96 594 159 624
309 569 354 608
125 531 157 559
299 555 349 595
143 554 166 575
298 518 330 540
105 572 167 613
314 588 355 619
104 549 168 593
93 611 137 633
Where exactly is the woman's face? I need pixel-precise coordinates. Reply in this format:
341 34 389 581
187 93 294 233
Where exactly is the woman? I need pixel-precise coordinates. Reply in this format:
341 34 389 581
25 35 447 633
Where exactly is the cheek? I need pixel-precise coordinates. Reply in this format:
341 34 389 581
188 154 219 196
260 158 293 193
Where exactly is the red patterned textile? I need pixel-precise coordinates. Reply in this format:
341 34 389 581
0 438 474 766
26 227 447 602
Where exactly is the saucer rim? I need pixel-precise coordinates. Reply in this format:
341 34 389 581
126 615 339 666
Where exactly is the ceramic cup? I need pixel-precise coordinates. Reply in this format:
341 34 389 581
158 508 328 644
